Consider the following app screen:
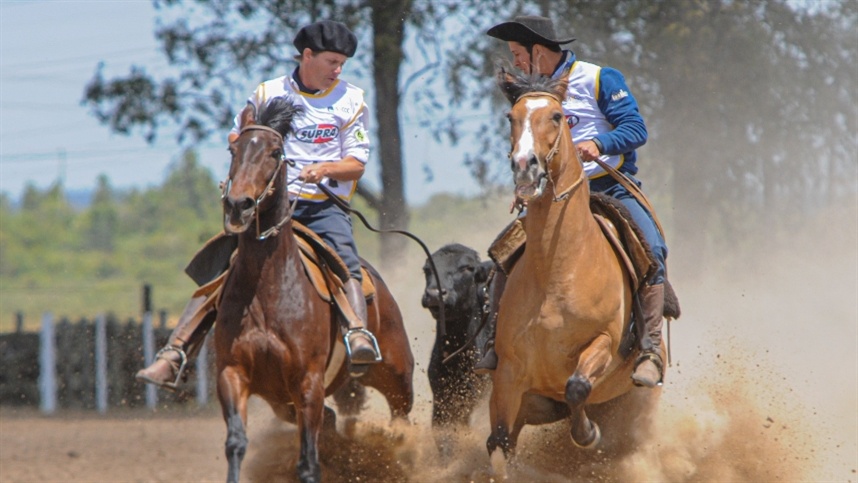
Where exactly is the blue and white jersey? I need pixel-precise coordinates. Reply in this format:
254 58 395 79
552 51 647 179
231 74 370 202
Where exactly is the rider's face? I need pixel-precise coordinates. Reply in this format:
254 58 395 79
508 41 533 74
299 49 348 91
508 42 555 76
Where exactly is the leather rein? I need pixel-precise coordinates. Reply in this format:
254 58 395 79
221 123 448 338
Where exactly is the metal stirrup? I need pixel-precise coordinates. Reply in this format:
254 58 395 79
155 346 189 388
343 328 382 363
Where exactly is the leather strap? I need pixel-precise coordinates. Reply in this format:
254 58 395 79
592 158 666 239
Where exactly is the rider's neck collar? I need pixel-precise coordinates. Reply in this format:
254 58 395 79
292 67 320 95
551 51 576 79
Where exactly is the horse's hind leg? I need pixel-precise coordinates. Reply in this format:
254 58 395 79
363 361 414 420
217 367 249 483
565 333 613 448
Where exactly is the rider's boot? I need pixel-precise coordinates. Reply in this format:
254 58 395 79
473 267 505 375
135 294 216 391
473 335 497 375
631 283 665 388
343 278 381 373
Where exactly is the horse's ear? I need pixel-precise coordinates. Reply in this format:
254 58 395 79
497 67 520 105
238 102 257 130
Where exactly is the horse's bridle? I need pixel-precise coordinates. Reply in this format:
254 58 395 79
221 124 302 240
510 92 586 203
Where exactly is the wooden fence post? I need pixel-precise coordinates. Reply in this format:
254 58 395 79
141 311 158 409
39 312 56 414
196 336 208 406
95 314 108 414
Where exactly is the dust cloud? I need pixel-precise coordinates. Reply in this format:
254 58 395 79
241 201 857 482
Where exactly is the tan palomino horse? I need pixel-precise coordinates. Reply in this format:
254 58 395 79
486 71 665 462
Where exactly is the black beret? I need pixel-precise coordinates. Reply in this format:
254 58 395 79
487 15 575 47
293 20 357 58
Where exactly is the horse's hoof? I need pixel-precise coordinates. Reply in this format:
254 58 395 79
571 421 601 449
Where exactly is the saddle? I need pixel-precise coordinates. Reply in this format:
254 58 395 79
488 193 657 292
184 224 376 324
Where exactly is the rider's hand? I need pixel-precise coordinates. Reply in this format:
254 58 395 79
509 197 527 214
575 140 601 162
299 164 326 184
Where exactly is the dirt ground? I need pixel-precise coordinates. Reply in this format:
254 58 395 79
2 208 856 483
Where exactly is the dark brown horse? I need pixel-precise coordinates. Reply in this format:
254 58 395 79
217 97 414 483
485 70 665 468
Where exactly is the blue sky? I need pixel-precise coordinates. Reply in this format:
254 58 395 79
0 0 483 205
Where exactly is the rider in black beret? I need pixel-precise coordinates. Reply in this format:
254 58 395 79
293 20 358 58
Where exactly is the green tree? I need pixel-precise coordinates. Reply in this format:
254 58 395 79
82 0 467 266
441 0 857 275
85 175 118 252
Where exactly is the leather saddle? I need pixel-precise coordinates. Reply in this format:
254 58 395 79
488 193 658 292
184 223 376 324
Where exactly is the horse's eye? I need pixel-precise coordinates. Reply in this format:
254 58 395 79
459 265 475 274
552 112 563 123
272 149 283 160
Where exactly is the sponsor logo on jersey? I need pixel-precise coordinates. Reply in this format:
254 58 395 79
566 114 580 128
296 124 339 143
611 89 629 101
355 128 366 143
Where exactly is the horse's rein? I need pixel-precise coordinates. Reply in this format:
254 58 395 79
314 183 448 339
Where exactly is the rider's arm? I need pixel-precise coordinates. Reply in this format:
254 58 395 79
593 67 648 155
299 102 370 184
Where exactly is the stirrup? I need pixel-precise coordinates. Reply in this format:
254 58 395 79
155 346 189 389
343 328 382 364
632 352 664 387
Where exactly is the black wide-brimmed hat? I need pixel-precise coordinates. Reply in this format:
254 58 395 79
487 15 575 46
294 20 358 57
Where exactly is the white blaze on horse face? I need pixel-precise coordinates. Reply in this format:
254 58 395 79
512 98 549 171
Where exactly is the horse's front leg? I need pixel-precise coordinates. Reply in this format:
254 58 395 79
565 333 613 448
295 374 326 483
487 361 525 460
217 366 249 483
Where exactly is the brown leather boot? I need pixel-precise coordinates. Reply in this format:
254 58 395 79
343 278 381 373
631 283 665 388
135 294 216 391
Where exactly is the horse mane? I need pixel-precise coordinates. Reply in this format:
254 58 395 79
256 97 304 138
496 66 567 105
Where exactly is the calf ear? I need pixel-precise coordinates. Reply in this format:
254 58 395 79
476 260 494 285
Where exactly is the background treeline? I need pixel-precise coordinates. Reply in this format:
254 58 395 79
0 152 512 330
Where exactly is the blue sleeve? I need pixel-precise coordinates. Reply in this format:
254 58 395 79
594 67 648 155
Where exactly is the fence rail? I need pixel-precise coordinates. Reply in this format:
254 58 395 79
0 311 214 413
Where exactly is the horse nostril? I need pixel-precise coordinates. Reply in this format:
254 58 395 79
528 155 538 168
227 196 254 212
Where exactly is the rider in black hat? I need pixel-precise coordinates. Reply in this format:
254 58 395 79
136 20 381 389
476 15 672 389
